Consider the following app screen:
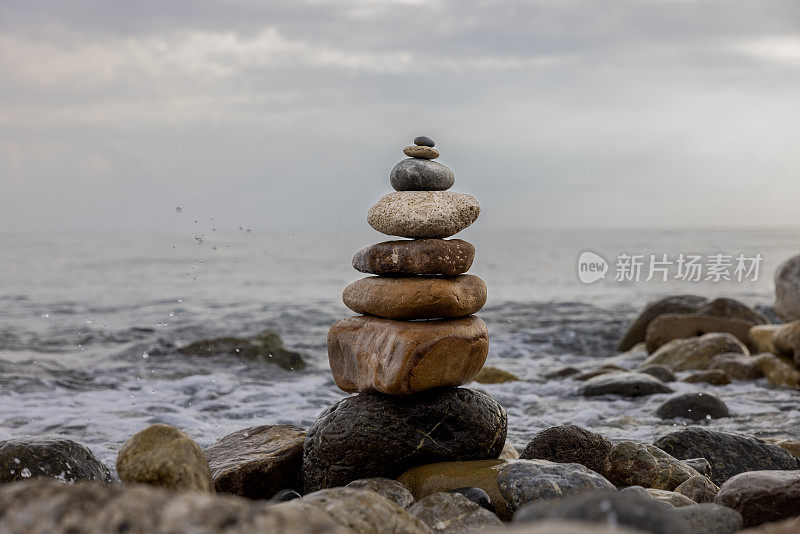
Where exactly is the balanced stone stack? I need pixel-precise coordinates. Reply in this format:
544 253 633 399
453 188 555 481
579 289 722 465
302 136 506 492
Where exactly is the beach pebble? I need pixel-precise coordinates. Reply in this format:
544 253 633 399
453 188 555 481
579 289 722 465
327 315 488 395
497 460 616 514
772 320 800 364
674 503 742 534
519 425 613 475
646 488 695 507
775 254 800 321
655 392 730 421
408 492 502 533
715 470 800 527
639 333 748 372
654 428 800 486
390 158 454 191
302 487 431 534
353 238 474 276
368 191 480 238
414 136 435 147
343 274 486 320
204 424 306 499
708 352 763 379
398 460 513 520
0 437 111 484
346 478 415 509
448 487 495 513
513 491 693 534
302 388 506 492
755 353 800 387
639 364 677 382
645 313 757 353
579 372 674 397
403 145 440 159
750 324 781 354
178 329 305 370
472 366 520 384
117 423 214 494
675 474 720 503
603 441 701 491
682 369 731 385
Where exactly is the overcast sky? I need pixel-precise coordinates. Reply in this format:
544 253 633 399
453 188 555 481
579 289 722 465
2 0 799 234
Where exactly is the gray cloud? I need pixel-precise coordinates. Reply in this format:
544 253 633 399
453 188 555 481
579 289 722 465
1 0 799 234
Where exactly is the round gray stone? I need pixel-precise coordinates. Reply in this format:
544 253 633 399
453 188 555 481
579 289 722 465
390 158 455 191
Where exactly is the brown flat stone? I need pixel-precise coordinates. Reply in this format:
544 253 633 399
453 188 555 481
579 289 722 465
327 315 489 395
343 274 486 320
352 239 475 276
645 313 757 353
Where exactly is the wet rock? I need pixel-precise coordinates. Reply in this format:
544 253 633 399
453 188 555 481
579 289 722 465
500 442 520 460
116 423 214 493
579 372 673 397
750 324 781 354
367 191 480 238
403 146 440 159
519 425 613 475
655 393 729 421
640 333 748 372
708 353 763 379
343 274 486 320
302 487 431 534
397 460 512 519
414 136 435 147
755 353 800 388
654 428 800 485
715 470 800 527
204 424 305 499
683 458 713 478
618 295 709 351
674 475 719 503
473 366 520 384
178 329 305 370
639 364 677 382
302 388 506 492
327 316 488 395
447 487 494 513
774 254 800 322
682 369 731 385
390 159 454 191
497 460 616 514
674 503 742 534
346 478 415 508
646 489 695 507
0 437 111 484
353 239 474 276
603 441 701 490
645 313 757 353
574 364 627 381
0 479 351 534
408 492 502 533
513 491 692 534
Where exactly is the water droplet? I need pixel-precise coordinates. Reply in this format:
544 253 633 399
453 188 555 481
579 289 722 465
41 312 49 318
169 311 175 317
175 206 182 213
20 468 31 478
195 236 204 245
142 351 149 359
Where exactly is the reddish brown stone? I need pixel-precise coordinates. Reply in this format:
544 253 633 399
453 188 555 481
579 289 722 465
352 239 475 276
342 274 486 320
327 315 489 395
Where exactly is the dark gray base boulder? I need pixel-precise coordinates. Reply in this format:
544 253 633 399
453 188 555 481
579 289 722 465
654 428 800 486
513 491 692 534
655 393 729 421
302 388 507 492
520 425 613 475
0 438 111 484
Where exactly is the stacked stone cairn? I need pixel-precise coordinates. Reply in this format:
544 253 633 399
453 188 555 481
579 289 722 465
302 136 507 492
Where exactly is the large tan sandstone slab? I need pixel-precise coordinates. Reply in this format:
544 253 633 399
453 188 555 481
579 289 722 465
327 315 488 395
352 239 475 276
367 191 480 238
343 274 486 320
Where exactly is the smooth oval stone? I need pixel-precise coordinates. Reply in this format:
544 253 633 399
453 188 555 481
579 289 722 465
327 315 488 395
655 393 730 421
390 159 455 191
343 274 486 320
302 388 507 492
579 372 674 397
403 146 439 159
0 438 112 484
414 136 435 147
353 238 475 276
368 191 480 239
519 425 613 476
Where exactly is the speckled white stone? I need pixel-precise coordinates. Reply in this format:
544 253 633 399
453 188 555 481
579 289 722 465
367 191 480 238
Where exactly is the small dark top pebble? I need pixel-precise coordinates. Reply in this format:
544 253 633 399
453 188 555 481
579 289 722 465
414 136 435 147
